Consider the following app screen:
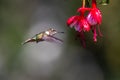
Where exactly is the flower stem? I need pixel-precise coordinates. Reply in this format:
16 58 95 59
82 0 86 8
92 0 97 8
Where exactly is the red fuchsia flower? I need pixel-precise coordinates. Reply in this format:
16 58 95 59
87 8 102 25
67 7 90 47
86 0 102 42
67 8 90 32
66 0 104 47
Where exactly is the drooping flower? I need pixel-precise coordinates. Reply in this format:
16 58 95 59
67 8 90 32
66 0 104 47
87 0 102 25
87 8 102 25
86 0 103 42
67 7 90 47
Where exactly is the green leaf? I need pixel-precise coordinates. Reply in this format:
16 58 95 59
99 0 110 5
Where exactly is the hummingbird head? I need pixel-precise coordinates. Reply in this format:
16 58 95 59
45 28 57 36
45 28 64 36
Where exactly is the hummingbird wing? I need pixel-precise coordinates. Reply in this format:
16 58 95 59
42 35 63 44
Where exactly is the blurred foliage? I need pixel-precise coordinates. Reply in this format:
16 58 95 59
86 0 110 7
0 0 34 74
100 0 109 5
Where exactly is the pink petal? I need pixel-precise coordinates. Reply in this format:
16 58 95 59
87 8 102 26
67 16 78 27
87 12 97 25
82 19 90 32
74 23 81 32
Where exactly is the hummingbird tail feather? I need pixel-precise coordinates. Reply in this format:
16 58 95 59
22 39 36 45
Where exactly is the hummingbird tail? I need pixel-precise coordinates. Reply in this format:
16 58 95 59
22 38 36 45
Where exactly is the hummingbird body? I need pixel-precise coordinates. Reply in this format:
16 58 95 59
22 28 64 45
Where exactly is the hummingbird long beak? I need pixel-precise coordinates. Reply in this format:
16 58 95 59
57 32 64 34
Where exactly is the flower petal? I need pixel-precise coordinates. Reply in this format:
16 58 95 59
67 16 78 27
74 22 81 32
82 19 90 32
87 8 102 26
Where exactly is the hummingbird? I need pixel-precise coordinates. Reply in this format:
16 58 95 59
22 28 64 45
